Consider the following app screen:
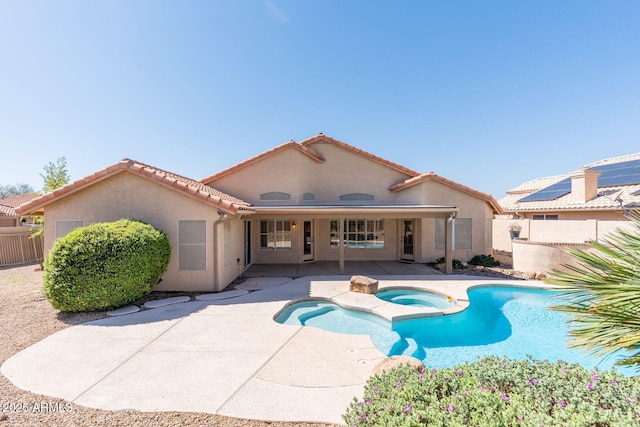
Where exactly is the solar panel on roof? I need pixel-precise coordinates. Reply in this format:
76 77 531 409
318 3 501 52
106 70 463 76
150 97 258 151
518 158 640 203
518 178 572 202
592 159 640 187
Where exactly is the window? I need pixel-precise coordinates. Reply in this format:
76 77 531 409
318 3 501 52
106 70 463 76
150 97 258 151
56 220 84 239
178 220 206 270
434 218 473 250
260 220 291 250
454 218 472 250
339 193 375 201
259 192 290 201
532 215 558 220
330 219 384 249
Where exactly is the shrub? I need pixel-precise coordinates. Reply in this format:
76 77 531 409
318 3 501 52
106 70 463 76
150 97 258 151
436 257 466 269
43 219 171 312
547 213 640 369
468 254 500 267
344 356 640 427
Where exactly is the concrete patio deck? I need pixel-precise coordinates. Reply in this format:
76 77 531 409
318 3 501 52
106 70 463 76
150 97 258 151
1 264 534 425
244 260 443 278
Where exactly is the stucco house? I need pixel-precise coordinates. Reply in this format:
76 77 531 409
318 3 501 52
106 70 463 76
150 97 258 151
494 152 640 274
0 193 39 227
0 194 44 267
17 134 501 292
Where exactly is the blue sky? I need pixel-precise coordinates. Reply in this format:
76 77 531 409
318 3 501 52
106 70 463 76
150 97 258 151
1 1 639 199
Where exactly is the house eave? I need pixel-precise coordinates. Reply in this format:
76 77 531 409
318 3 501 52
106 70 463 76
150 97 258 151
252 204 458 218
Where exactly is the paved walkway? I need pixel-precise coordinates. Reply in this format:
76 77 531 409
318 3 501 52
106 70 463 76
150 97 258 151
1 266 533 425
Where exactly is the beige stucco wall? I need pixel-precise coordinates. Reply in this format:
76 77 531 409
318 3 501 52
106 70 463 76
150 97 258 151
416 181 494 262
0 218 17 227
42 172 239 292
496 218 635 273
515 210 629 221
211 142 414 205
512 240 592 275
215 218 247 290
493 218 633 253
210 142 496 265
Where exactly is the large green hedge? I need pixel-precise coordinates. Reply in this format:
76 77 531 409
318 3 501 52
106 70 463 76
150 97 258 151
43 219 171 312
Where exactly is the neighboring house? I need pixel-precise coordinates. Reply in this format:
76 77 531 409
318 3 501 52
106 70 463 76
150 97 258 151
17 134 502 292
0 194 39 227
494 153 640 274
0 194 43 267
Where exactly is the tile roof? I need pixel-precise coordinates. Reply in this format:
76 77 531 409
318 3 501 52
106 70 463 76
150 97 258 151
299 133 421 177
499 152 640 212
200 140 325 184
390 172 503 214
0 194 40 216
16 159 254 216
200 134 422 184
199 133 499 212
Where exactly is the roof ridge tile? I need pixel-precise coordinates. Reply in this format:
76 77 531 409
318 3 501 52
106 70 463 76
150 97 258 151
200 139 325 184
390 171 502 214
299 134 420 177
16 159 254 216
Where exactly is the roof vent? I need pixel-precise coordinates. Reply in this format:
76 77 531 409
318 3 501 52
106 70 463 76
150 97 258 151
568 167 601 203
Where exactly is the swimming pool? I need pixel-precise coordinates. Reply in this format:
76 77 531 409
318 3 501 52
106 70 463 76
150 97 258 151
275 286 634 375
374 288 455 309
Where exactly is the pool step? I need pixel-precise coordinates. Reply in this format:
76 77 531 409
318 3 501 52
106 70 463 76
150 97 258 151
330 291 446 322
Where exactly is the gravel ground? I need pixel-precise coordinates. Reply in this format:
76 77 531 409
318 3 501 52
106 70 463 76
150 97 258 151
0 264 336 427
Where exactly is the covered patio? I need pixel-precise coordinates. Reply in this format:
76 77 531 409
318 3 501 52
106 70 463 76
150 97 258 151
249 205 459 274
244 260 443 278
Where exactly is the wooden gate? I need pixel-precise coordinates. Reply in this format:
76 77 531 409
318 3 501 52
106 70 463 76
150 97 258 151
0 228 44 267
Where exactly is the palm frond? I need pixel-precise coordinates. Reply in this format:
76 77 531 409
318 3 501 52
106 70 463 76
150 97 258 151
547 213 640 370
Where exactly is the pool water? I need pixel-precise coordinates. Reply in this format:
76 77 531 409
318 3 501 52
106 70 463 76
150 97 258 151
375 288 455 309
275 287 634 375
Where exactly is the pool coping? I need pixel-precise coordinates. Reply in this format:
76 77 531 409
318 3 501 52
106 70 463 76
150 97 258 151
278 278 556 322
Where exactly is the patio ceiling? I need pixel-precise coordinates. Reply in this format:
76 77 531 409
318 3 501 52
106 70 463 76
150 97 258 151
251 205 458 219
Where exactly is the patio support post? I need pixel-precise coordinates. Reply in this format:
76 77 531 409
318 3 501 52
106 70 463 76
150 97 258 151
339 218 345 274
445 213 453 274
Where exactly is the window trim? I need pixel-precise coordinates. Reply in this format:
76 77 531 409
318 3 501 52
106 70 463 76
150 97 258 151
55 220 84 239
532 214 559 220
330 219 385 249
259 219 292 251
178 219 207 271
259 192 291 201
434 217 473 251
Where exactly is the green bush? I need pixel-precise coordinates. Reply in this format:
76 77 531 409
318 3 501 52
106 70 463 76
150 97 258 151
468 254 500 267
436 257 466 269
43 219 171 312
344 356 640 426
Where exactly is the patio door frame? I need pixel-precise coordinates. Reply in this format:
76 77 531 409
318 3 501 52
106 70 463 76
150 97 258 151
401 219 415 261
244 220 252 267
303 220 314 261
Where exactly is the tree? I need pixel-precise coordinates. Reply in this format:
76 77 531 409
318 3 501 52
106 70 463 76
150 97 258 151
40 157 70 193
547 213 640 371
0 185 15 198
0 183 35 198
31 157 71 240
16 182 35 194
